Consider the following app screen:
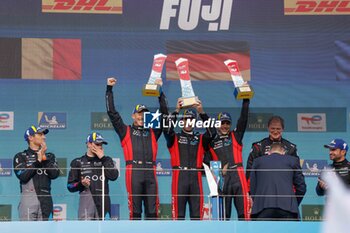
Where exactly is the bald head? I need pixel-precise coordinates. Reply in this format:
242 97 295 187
269 142 285 155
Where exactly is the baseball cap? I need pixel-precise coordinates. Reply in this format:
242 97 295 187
183 109 197 119
324 139 348 152
86 132 108 145
24 126 49 141
133 104 149 114
217 112 232 123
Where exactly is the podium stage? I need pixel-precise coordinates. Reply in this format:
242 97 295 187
2 220 321 233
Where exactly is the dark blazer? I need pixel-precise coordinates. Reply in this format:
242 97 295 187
250 153 306 215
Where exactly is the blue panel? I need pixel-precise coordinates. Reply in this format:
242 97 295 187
1 221 321 233
0 0 349 221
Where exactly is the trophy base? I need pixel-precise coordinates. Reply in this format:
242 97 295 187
234 85 254 100
180 96 199 108
142 84 161 97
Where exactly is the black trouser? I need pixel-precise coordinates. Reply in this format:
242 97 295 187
252 208 299 221
172 169 203 220
223 167 249 220
126 165 158 220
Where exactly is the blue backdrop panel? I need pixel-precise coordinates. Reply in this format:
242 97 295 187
1 220 322 233
0 0 349 221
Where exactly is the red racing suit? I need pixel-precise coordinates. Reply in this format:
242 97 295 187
206 99 250 220
164 112 216 220
106 85 167 220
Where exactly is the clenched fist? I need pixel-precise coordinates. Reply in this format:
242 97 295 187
107 77 117 86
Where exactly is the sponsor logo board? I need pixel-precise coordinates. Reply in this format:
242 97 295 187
53 204 67 221
285 0 350 15
247 112 274 132
302 204 324 221
91 112 114 130
0 205 11 221
159 203 172 220
297 113 326 132
300 159 328 177
0 159 12 177
42 0 122 14
0 112 14 130
156 159 171 176
160 0 233 31
38 112 67 129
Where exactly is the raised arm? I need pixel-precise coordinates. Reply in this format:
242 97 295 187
233 99 250 144
106 77 128 140
163 98 182 148
153 78 169 140
194 100 216 148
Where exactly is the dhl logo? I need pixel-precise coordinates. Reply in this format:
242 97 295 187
42 0 122 14
285 0 350 15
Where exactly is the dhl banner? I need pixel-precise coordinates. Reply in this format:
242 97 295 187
42 0 122 14
285 0 350 15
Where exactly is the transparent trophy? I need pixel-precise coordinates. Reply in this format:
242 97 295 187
224 59 254 99
142 53 167 97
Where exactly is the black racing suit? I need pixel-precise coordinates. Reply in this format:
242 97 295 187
106 85 168 220
206 99 250 220
67 154 119 220
316 159 350 196
13 148 59 221
163 112 216 220
246 137 299 189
